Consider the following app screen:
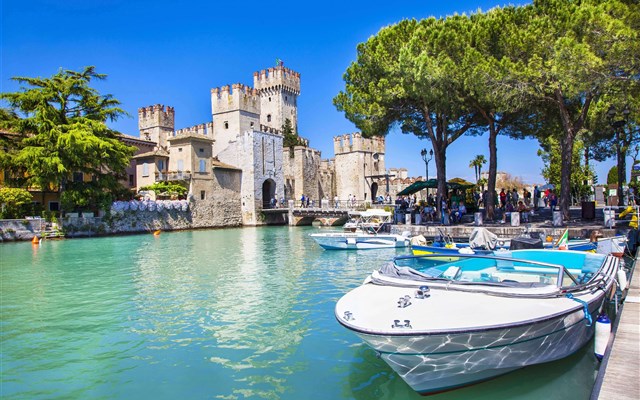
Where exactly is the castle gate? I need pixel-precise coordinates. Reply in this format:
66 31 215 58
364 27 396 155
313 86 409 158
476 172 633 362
262 179 277 208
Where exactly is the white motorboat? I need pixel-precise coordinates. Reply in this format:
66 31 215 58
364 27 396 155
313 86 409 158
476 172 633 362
335 250 621 394
311 209 410 250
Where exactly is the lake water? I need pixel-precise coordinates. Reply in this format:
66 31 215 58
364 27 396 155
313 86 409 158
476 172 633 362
0 226 610 399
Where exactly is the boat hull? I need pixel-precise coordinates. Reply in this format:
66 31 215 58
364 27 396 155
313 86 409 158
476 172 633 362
350 302 600 394
311 233 409 250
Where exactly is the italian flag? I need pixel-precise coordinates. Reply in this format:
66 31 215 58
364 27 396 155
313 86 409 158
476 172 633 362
557 229 569 250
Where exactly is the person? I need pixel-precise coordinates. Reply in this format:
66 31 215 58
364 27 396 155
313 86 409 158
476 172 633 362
450 201 466 224
517 200 530 223
499 189 507 209
501 202 514 224
440 196 449 225
300 194 306 208
629 186 635 206
385 193 392 204
549 190 558 211
533 186 540 210
270 197 276 208
512 188 519 206
543 188 550 207
334 194 339 208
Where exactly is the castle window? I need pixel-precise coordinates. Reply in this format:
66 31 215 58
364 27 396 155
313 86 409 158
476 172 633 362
250 122 254 128
200 190 206 200
199 159 206 173
224 121 229 129
267 114 271 122
129 174 134 186
144 132 151 140
285 96 288 101
142 163 149 177
199 148 204 153
178 148 182 152
49 201 59 212
268 97 271 102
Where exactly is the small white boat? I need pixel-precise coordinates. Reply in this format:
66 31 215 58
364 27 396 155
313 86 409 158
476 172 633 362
311 209 410 250
335 250 620 394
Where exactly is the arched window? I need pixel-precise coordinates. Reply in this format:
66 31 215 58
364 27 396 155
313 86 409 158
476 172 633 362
267 114 271 123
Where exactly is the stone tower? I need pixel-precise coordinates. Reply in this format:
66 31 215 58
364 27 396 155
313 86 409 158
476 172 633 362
138 104 175 149
253 66 300 132
333 133 386 202
211 83 261 155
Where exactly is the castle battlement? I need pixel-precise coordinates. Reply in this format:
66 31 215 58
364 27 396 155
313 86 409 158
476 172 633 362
333 133 385 155
259 124 281 135
175 122 214 137
211 83 260 115
138 104 175 129
253 66 301 95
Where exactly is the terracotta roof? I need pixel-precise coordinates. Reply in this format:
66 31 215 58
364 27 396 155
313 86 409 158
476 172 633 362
133 148 170 159
211 157 241 170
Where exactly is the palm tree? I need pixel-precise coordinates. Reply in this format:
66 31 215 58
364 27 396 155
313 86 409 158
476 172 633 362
469 155 487 183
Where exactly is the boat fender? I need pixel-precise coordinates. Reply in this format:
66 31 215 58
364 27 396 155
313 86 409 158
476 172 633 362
594 313 611 360
617 266 628 291
458 247 474 254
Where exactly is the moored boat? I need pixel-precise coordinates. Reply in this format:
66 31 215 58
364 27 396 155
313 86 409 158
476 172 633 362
311 209 410 250
335 250 620 394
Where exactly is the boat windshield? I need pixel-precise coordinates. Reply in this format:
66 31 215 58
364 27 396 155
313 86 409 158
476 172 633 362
392 250 606 288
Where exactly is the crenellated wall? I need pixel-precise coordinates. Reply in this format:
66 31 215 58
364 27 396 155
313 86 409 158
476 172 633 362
283 146 323 203
253 66 300 132
138 104 175 149
333 133 386 203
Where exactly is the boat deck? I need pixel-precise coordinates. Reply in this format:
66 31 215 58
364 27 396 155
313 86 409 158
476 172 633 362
593 254 639 400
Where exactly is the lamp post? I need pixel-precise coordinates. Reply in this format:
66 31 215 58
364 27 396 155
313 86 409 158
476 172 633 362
607 105 631 207
421 148 433 181
421 148 434 203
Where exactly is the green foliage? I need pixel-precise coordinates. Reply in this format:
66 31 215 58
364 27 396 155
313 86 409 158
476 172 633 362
0 66 136 212
607 166 618 185
539 137 594 200
140 181 187 198
0 187 33 219
282 118 304 148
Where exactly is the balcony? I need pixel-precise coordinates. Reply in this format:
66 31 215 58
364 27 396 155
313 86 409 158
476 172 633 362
155 171 191 182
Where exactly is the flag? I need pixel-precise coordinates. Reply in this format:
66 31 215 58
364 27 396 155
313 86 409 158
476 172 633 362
557 228 569 250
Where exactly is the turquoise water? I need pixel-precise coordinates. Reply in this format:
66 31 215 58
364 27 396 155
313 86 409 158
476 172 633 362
1 227 604 399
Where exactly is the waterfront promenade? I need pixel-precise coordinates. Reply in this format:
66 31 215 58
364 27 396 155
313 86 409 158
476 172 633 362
390 204 637 243
593 254 640 400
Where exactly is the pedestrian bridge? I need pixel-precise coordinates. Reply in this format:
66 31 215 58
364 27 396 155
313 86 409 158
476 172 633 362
288 207 350 226
261 206 350 226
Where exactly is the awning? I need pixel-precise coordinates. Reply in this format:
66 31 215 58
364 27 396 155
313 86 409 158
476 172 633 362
397 179 439 196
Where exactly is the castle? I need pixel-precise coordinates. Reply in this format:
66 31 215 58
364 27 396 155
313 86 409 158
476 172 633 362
131 64 388 225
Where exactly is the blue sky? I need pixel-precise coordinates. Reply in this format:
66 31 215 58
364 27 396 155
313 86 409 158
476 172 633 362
1 0 626 185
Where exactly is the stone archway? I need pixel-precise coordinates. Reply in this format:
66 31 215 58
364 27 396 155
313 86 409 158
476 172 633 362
371 182 379 203
262 179 277 208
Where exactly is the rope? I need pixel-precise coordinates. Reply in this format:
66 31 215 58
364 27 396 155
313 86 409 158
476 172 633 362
566 293 593 326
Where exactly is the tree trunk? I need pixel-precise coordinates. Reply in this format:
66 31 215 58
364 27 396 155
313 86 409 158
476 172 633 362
434 144 447 223
617 132 626 206
486 124 498 220
559 127 575 220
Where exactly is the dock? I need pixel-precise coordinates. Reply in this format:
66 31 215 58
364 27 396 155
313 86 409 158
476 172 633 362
592 254 639 400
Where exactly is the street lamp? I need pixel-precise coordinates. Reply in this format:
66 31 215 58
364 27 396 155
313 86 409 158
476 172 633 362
421 148 433 181
607 105 631 206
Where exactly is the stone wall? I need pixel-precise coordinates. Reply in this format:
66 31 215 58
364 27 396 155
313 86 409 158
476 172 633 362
0 197 243 242
0 219 45 241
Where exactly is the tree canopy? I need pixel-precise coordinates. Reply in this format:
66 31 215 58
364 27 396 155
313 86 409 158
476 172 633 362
334 0 639 219
0 66 135 213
